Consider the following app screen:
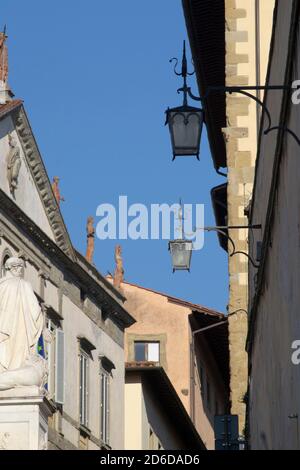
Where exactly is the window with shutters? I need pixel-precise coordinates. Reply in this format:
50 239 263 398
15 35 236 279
99 356 115 447
45 314 64 405
45 317 56 397
79 351 89 427
100 369 110 445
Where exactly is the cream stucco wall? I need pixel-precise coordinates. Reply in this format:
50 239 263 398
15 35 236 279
125 372 190 450
124 375 144 449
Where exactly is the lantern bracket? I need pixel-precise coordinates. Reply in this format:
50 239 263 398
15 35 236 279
193 224 262 269
171 42 300 146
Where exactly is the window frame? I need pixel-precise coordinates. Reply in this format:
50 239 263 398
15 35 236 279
44 310 64 404
79 349 89 428
134 341 160 362
45 317 56 398
100 368 110 446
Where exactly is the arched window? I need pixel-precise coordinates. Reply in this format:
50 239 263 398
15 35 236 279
1 250 13 278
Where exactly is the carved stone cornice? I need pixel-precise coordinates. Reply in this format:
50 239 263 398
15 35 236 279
12 105 75 261
0 189 135 331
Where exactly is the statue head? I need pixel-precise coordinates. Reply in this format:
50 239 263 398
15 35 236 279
5 257 25 278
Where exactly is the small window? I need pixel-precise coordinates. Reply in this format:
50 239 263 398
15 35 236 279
134 342 160 362
79 351 89 427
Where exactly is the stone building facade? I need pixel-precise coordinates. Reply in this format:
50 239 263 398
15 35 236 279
0 44 135 449
247 0 300 449
223 0 274 435
183 0 274 436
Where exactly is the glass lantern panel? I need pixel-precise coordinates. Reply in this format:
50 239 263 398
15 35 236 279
169 110 203 157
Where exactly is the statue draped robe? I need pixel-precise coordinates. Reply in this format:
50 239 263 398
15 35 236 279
0 276 43 372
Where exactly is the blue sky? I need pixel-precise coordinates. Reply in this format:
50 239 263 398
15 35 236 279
2 0 228 312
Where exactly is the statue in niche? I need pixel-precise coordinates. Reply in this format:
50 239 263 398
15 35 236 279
0 29 8 83
113 245 124 290
6 134 21 197
0 257 47 391
85 216 95 264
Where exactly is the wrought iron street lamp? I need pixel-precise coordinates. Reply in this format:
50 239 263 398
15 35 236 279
165 41 204 161
165 105 204 161
169 206 262 273
165 42 300 161
169 239 193 272
168 200 193 272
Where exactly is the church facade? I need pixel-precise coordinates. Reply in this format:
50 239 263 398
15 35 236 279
0 37 135 449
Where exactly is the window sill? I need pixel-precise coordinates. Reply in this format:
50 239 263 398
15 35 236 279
79 424 91 438
101 442 111 450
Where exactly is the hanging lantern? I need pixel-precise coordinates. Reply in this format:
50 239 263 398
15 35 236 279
165 105 204 160
169 239 193 272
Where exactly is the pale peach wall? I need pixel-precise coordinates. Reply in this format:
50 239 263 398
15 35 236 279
122 282 227 450
123 284 191 411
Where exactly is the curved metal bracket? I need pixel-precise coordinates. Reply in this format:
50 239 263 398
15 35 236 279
186 224 261 269
170 58 182 77
170 45 300 145
170 41 195 79
228 309 248 317
228 89 272 133
204 227 260 268
264 126 300 146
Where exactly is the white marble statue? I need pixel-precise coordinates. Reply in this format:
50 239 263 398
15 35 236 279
0 257 46 391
